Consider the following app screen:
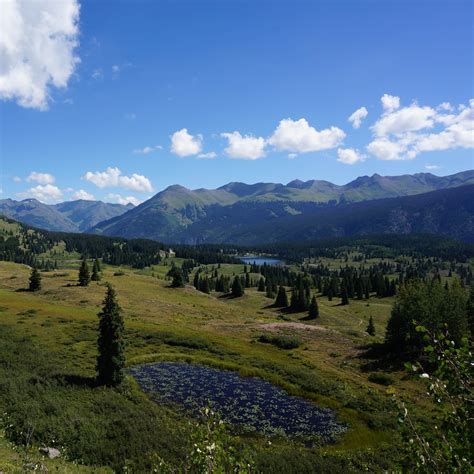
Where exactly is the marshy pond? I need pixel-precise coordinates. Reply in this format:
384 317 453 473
130 362 346 441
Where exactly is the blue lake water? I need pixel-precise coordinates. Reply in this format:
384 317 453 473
240 256 282 266
129 362 346 441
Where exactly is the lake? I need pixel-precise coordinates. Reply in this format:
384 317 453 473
129 362 346 441
239 256 282 266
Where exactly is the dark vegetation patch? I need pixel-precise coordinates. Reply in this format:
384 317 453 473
257 333 301 350
368 373 394 386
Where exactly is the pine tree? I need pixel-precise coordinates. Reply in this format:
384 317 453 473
308 295 319 319
97 284 125 386
171 269 185 288
366 316 375 336
28 267 42 291
274 286 289 307
258 277 265 292
91 258 101 281
78 259 90 286
341 284 349 305
232 276 244 297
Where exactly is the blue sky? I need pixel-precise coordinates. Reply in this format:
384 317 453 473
1 0 473 204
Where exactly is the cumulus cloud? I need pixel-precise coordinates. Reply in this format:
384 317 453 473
381 94 400 113
367 97 474 160
72 189 95 201
18 184 63 203
0 0 80 110
170 128 203 157
197 151 217 159
348 107 368 129
84 167 153 193
221 132 266 160
13 176 22 183
107 193 141 206
337 148 366 165
372 104 437 137
133 145 162 155
268 118 345 153
26 171 55 185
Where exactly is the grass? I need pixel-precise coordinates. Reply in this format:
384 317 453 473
0 259 433 471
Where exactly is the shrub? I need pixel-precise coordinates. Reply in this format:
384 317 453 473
368 373 394 386
257 334 300 350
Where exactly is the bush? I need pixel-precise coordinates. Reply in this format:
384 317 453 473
368 373 394 386
257 334 300 350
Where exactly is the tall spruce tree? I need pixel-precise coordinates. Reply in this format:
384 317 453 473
91 258 101 281
97 284 125 386
258 277 266 292
366 316 375 336
341 284 349 305
78 259 90 287
171 269 185 288
308 295 319 319
232 275 244 297
274 285 289 307
28 267 41 292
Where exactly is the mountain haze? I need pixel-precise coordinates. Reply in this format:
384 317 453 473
0 199 132 233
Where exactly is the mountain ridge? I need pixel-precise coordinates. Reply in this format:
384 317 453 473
91 170 474 242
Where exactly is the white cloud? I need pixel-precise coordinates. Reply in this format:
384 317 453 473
0 0 80 110
372 103 437 137
26 171 55 185
170 128 203 157
84 167 153 193
92 68 103 81
288 153 298 159
367 98 474 160
425 164 441 171
133 145 162 155
337 148 367 165
107 193 141 206
348 107 368 129
72 189 95 201
13 176 21 183
381 94 400 113
197 152 217 159
268 118 345 153
18 184 63 203
221 132 266 160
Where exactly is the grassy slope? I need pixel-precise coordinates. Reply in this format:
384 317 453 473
0 258 431 470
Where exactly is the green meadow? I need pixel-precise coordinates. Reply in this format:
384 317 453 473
0 258 431 471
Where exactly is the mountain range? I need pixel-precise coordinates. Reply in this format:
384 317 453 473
0 198 133 233
1 170 473 243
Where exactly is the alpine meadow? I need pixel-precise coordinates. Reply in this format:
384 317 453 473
0 0 472 472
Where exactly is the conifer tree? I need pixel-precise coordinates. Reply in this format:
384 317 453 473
171 269 185 288
341 284 349 305
366 315 375 336
274 285 289 307
28 267 42 292
91 258 101 281
258 277 265 292
308 295 319 319
78 259 91 286
97 284 125 386
232 275 244 297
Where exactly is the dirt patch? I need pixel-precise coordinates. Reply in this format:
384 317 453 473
258 322 329 332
